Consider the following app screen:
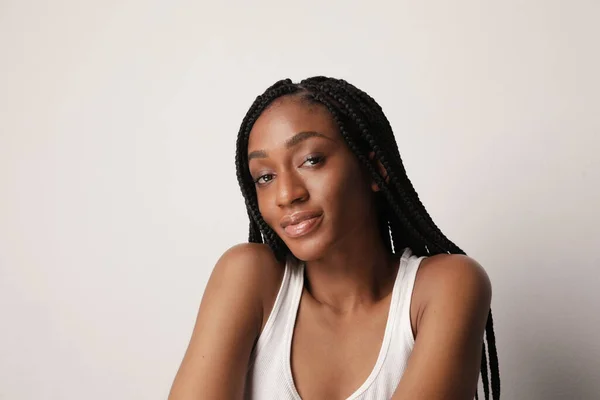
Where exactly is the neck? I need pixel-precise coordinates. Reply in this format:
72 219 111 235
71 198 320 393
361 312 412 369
303 220 399 314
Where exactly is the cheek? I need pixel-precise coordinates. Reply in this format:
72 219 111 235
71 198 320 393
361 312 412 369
314 164 372 213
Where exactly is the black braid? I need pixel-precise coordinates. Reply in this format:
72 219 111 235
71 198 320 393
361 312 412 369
235 79 300 259
316 81 454 255
234 76 500 399
334 82 461 254
306 83 431 254
481 341 490 400
486 310 501 399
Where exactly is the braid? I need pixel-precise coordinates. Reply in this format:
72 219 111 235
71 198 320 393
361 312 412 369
481 341 490 400
334 82 461 254
248 215 261 243
235 76 500 399
306 83 431 254
486 310 501 399
235 79 299 259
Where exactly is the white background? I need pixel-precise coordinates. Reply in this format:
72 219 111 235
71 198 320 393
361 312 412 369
1 1 599 399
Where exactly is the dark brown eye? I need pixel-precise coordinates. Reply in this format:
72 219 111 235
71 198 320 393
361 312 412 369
255 174 274 185
303 155 324 166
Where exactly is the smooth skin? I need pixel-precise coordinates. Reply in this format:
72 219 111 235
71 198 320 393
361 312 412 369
169 96 491 400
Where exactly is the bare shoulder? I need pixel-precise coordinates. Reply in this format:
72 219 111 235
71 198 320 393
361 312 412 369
417 253 491 297
411 254 492 331
210 243 285 328
394 253 493 398
213 242 283 283
168 243 284 399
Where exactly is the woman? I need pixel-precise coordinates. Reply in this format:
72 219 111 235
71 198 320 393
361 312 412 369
169 77 500 399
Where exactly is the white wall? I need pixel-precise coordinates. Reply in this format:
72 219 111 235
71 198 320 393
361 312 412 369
1 1 599 399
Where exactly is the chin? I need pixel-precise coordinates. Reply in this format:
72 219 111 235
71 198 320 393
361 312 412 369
283 234 333 262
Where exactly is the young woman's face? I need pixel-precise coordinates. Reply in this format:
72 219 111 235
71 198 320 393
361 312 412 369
247 95 378 261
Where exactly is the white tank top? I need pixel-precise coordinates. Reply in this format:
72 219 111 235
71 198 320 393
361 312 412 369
244 247 425 400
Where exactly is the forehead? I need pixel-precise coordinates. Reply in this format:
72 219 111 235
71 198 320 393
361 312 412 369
248 96 340 151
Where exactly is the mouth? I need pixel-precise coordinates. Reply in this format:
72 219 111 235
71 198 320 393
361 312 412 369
280 211 323 238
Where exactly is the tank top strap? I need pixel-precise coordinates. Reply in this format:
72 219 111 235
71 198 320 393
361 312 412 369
393 247 426 349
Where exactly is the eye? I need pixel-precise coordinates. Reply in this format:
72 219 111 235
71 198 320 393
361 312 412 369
255 173 274 185
302 155 325 167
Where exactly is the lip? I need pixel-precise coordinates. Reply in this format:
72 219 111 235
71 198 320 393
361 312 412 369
280 211 323 238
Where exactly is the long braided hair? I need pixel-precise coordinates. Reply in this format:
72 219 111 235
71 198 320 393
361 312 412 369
235 76 500 399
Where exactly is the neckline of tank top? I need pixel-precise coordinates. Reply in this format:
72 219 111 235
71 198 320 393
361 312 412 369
283 247 413 399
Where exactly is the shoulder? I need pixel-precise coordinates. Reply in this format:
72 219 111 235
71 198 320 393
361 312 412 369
168 243 284 399
211 243 285 328
411 253 492 332
392 254 493 397
417 253 491 298
214 242 284 283
215 242 283 274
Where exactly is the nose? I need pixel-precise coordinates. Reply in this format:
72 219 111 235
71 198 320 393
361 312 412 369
276 170 308 208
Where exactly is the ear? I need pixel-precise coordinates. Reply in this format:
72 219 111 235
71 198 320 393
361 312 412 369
369 151 390 192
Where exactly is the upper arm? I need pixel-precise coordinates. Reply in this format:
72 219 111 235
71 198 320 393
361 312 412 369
393 255 492 400
168 243 282 400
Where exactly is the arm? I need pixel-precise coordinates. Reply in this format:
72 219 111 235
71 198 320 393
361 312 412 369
168 243 281 400
392 255 492 400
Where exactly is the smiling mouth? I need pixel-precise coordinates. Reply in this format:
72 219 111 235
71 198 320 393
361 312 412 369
280 212 323 238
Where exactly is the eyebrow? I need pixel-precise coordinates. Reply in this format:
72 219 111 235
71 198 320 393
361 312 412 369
247 131 332 161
